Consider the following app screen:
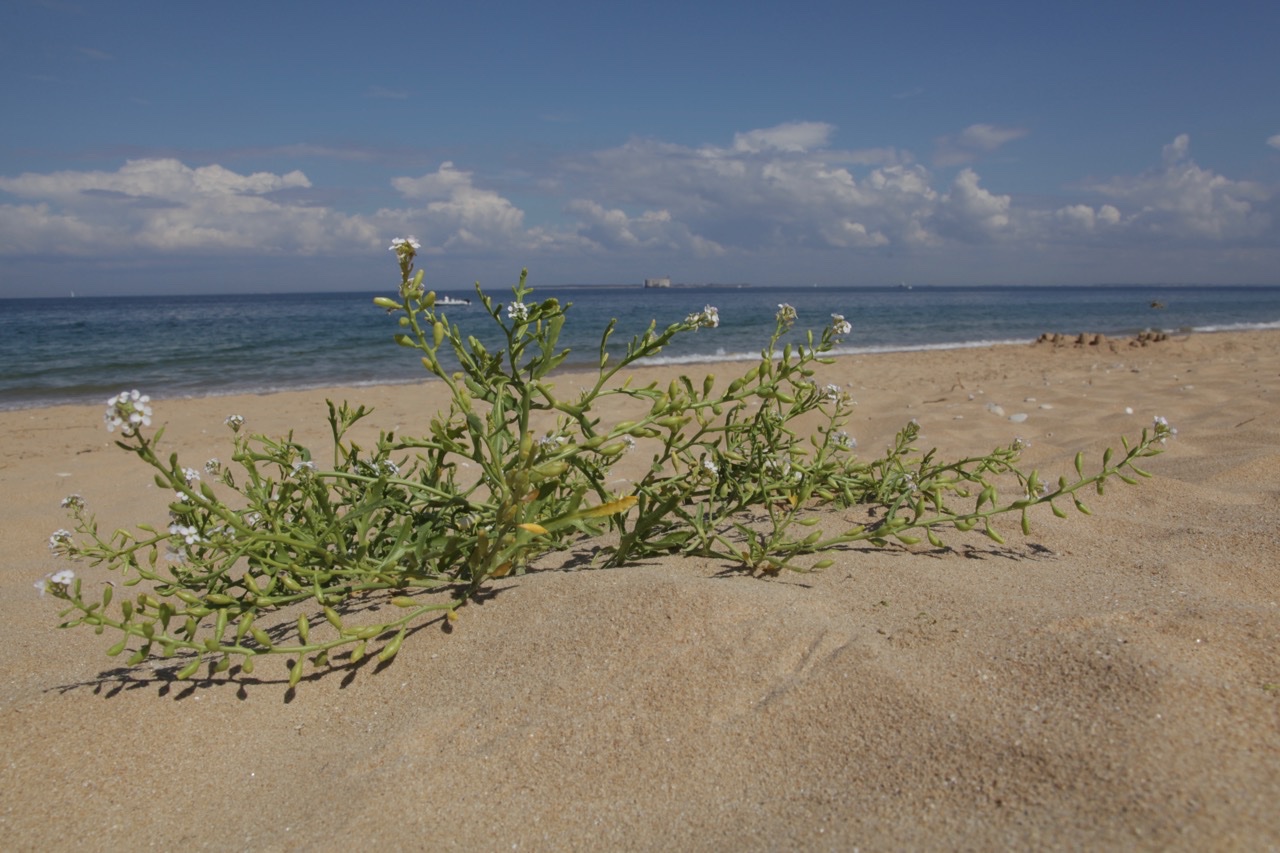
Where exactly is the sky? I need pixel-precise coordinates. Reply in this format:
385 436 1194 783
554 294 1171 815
2 0 1280 297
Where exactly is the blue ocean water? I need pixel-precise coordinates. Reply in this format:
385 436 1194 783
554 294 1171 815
3 284 1280 411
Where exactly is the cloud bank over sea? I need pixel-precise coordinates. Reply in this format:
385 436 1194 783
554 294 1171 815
1 125 1276 294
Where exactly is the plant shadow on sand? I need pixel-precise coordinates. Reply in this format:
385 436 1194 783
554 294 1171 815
49 585 513 702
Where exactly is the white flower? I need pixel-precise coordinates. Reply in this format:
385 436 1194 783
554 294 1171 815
61 494 85 510
104 390 152 437
686 305 720 329
701 456 719 477
49 529 74 552
622 435 636 453
776 303 797 328
829 313 852 338
833 431 856 450
507 302 530 323
388 236 421 251
821 384 844 404
204 458 221 475
291 460 318 475
168 523 203 546
224 414 245 432
35 569 76 597
182 467 201 486
1153 415 1177 443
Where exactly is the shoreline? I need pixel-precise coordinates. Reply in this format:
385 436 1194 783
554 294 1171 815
6 325 1277 415
2 329 1278 849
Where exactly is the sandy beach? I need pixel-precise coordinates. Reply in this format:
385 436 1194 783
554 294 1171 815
2 330 1278 851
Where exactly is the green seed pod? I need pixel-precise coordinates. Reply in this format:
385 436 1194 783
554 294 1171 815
323 607 342 630
176 659 201 680
250 627 273 649
378 629 406 663
106 638 128 657
206 593 236 606
288 658 304 688
350 641 366 664
533 460 570 479
297 614 310 644
433 321 445 348
372 296 401 310
241 656 255 675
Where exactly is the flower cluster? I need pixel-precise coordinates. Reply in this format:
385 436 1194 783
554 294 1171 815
829 313 852 338
507 302 530 323
685 305 720 329
820 384 847 405
388 236 421 254
224 414 245 432
48 528 74 555
34 569 75 597
1153 415 1177 444
776 303 797 329
104 390 152 436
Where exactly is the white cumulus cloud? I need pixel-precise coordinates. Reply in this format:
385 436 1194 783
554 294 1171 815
0 158 374 254
1087 134 1271 241
935 124 1028 167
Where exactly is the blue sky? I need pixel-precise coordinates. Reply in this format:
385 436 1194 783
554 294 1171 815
2 0 1279 296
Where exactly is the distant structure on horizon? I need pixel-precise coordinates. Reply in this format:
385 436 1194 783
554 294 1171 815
643 276 671 289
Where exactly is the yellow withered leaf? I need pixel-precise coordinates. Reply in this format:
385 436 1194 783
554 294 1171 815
576 495 638 519
518 522 549 535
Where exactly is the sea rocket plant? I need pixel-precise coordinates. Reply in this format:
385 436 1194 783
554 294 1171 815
39 241 1172 688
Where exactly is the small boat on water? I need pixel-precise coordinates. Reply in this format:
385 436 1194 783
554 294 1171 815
436 295 471 306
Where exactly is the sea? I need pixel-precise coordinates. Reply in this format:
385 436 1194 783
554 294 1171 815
3 283 1280 411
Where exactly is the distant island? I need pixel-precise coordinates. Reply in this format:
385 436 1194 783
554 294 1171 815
644 277 751 289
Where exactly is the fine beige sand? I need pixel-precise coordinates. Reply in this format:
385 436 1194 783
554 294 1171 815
2 331 1278 851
